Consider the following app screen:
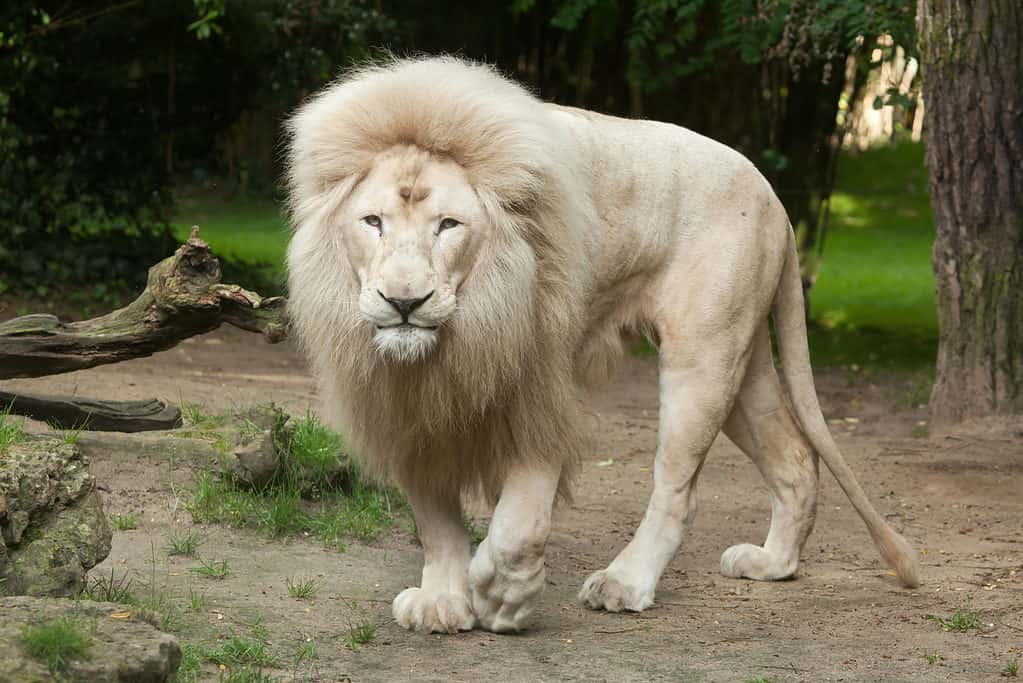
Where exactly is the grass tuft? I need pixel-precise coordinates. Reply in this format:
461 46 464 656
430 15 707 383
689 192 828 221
926 598 982 632
1004 658 1019 677
19 616 94 677
0 402 26 454
285 576 318 600
110 513 140 531
204 632 279 668
344 621 376 650
166 530 205 557
925 651 942 665
191 558 230 579
79 568 136 604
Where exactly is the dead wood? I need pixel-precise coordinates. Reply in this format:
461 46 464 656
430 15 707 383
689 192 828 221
0 227 287 380
0 389 181 432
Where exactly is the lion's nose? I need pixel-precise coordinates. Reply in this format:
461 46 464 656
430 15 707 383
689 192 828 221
378 290 434 320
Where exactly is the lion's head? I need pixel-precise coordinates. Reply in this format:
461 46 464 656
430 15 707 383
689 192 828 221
284 57 591 498
333 145 493 363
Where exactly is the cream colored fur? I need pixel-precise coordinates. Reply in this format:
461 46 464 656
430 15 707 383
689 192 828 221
285 56 920 634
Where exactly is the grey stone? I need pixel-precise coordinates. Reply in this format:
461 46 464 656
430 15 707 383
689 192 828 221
0 595 181 682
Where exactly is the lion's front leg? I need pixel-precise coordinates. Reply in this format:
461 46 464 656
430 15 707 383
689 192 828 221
393 489 475 634
469 462 560 633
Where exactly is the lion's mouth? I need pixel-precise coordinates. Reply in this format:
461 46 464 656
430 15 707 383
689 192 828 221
377 323 438 331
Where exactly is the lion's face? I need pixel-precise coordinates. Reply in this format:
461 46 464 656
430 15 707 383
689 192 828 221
342 147 492 362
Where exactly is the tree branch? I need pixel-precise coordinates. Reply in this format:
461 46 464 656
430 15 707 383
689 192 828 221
0 227 288 380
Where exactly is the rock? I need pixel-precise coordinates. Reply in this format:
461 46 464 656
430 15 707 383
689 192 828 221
0 595 181 682
226 430 279 488
0 439 112 597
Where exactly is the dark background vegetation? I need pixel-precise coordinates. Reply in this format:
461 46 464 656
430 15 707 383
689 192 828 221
0 1 932 368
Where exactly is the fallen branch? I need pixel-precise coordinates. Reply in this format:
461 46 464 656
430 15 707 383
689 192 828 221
0 389 181 432
0 227 287 380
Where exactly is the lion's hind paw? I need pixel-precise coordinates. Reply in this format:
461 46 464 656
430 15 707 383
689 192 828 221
392 587 475 634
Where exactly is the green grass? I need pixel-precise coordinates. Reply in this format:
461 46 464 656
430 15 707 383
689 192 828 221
285 576 319 600
173 195 288 294
166 530 205 558
204 633 278 668
110 513 140 531
19 615 94 677
0 402 26 454
926 599 983 632
808 142 936 370
924 651 942 665
191 558 230 579
1005 658 1019 677
79 568 136 604
185 413 399 551
343 621 376 650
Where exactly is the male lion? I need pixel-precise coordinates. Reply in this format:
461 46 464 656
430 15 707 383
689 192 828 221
285 57 919 634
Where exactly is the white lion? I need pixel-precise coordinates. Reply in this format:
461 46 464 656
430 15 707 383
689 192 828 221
285 57 919 634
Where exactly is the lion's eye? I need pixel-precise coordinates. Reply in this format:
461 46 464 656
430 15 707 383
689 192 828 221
438 217 461 232
362 215 382 231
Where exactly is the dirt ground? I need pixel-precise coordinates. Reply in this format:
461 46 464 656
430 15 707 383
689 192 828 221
7 326 1022 682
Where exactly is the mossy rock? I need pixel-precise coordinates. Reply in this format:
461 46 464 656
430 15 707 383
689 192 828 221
0 595 180 682
0 439 112 597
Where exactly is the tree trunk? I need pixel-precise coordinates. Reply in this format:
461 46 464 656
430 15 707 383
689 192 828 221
917 0 1023 422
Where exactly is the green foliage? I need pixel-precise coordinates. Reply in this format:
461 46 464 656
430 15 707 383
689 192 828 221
0 403 25 454
79 568 136 604
809 142 936 369
343 621 376 650
166 530 205 558
185 414 400 550
19 615 94 677
110 513 140 531
191 558 230 579
926 598 983 632
285 576 319 600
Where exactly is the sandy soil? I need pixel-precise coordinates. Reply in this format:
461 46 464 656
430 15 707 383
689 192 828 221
7 326 1022 682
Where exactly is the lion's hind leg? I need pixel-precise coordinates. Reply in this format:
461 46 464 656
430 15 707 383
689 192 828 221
720 323 819 581
579 320 757 612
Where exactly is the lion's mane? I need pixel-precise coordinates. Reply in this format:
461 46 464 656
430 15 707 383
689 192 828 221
285 57 595 500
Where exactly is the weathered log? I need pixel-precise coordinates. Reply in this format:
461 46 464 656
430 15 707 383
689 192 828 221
0 389 181 432
0 227 288 380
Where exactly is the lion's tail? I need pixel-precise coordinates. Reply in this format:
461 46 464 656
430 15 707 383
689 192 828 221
771 231 920 589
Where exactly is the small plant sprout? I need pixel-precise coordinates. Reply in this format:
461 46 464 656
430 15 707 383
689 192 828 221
925 651 942 665
111 513 139 531
286 576 319 600
166 530 205 557
191 558 230 579
187 588 208 611
926 598 982 632
344 621 376 650
1005 658 1020 677
295 639 318 664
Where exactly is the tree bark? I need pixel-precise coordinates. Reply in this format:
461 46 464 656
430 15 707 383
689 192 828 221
917 0 1023 422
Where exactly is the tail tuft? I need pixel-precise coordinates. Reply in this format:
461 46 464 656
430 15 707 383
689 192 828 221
874 526 921 588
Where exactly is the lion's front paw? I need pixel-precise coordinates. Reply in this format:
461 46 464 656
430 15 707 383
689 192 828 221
720 543 797 581
469 537 545 633
578 569 654 612
392 587 475 634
